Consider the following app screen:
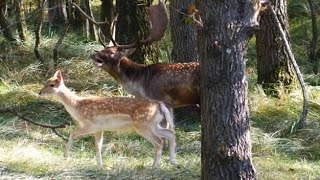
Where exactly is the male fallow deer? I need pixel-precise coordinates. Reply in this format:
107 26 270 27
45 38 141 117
39 70 177 167
91 48 200 108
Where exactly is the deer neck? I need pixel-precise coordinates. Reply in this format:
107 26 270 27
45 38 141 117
55 85 81 108
114 57 145 83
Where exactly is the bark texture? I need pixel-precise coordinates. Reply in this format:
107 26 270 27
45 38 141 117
170 0 198 62
198 0 257 179
170 0 199 121
14 0 28 41
256 0 295 94
115 0 158 64
100 0 113 38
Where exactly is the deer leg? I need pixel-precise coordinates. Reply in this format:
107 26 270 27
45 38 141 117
94 131 104 167
136 128 164 167
156 127 177 165
64 127 94 158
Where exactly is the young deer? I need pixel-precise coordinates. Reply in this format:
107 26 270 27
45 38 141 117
39 70 177 167
91 47 200 108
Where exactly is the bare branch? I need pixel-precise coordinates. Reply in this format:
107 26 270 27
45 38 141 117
0 107 71 141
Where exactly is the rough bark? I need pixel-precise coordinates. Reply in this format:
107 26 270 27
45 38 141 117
256 0 295 95
0 1 16 42
306 0 319 73
14 0 28 41
170 0 198 62
198 0 257 179
115 0 158 64
170 0 199 121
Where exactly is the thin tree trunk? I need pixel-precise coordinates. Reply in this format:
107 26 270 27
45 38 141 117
266 2 308 130
0 1 16 42
256 0 295 96
48 0 65 31
14 0 28 41
83 0 96 40
53 3 69 69
198 0 257 178
34 0 45 65
306 0 319 73
100 0 113 38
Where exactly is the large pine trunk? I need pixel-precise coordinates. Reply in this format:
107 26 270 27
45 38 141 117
198 0 257 179
256 0 295 94
115 0 157 64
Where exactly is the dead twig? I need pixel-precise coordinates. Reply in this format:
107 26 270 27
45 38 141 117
0 107 70 141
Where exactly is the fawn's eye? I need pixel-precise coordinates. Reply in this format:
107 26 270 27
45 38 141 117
50 84 55 87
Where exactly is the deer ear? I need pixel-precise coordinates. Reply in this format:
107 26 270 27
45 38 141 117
121 48 136 57
54 70 63 82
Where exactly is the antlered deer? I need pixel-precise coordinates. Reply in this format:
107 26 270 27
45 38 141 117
74 0 200 108
39 70 177 167
91 48 200 108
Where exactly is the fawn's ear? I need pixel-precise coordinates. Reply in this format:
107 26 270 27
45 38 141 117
54 70 63 83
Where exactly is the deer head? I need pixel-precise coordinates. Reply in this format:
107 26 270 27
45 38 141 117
39 70 64 96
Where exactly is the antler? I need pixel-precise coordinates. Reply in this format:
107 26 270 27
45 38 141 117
71 0 168 49
110 0 168 49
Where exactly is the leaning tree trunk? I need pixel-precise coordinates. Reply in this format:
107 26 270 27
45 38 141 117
256 0 295 96
0 1 16 42
115 0 158 64
14 0 28 41
198 0 258 179
170 0 199 121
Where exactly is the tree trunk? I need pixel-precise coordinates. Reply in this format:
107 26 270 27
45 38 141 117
53 3 69 69
34 0 45 65
0 1 16 42
48 0 65 31
115 0 158 64
170 0 199 122
170 0 198 62
83 0 96 40
306 0 319 73
68 0 85 33
256 0 295 95
198 0 257 179
14 0 28 41
100 0 113 38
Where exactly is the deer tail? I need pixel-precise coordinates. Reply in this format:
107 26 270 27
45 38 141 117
158 102 174 130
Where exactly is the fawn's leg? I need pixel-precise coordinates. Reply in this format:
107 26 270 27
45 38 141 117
136 128 164 167
64 127 94 158
156 127 177 165
94 131 104 167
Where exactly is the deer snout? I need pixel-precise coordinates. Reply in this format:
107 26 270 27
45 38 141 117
39 91 42 96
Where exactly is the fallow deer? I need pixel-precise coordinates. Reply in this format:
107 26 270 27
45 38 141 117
90 48 200 108
39 70 177 167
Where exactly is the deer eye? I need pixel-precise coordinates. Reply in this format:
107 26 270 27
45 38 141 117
50 84 55 87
